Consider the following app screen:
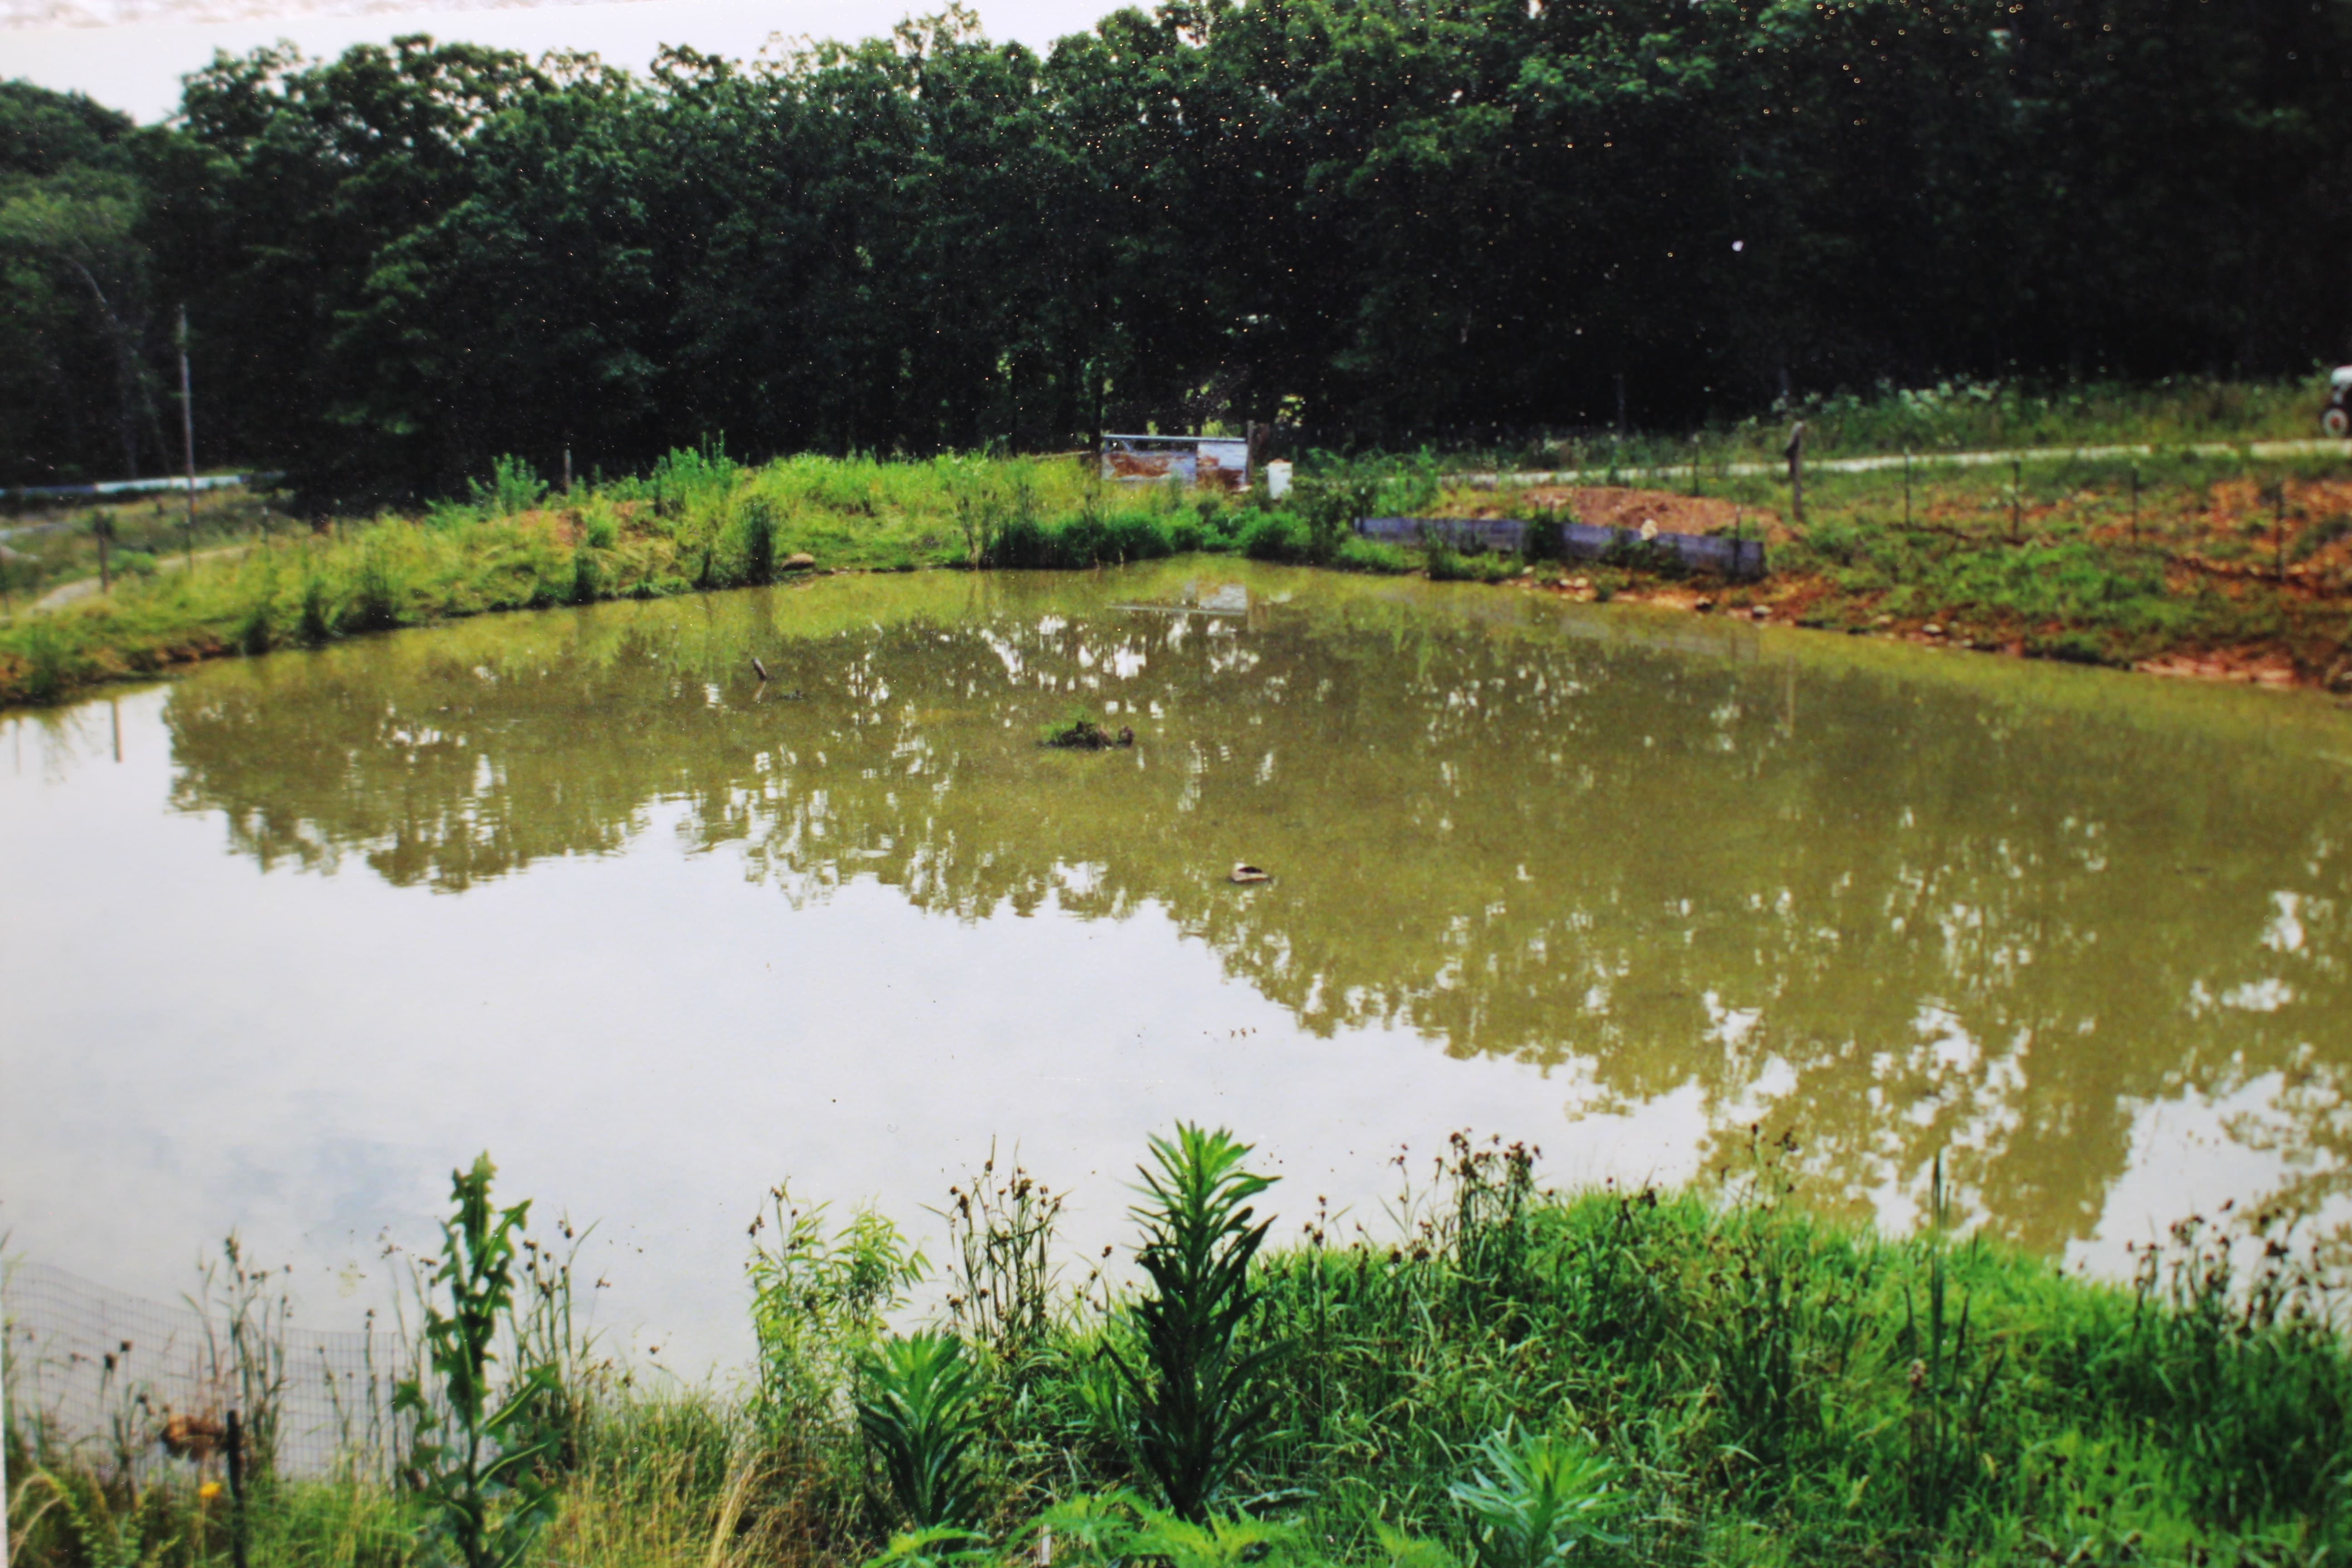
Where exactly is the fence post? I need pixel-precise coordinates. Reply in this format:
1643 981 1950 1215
227 1407 250 1568
178 307 197 570
1784 421 1805 528
2275 480 2288 582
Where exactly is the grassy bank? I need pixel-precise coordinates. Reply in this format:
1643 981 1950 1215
10 1130 2350 1568
0 446 1407 710
4 378 2350 711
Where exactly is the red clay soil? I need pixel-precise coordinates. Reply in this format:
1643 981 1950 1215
1442 485 1788 541
1511 482 2352 691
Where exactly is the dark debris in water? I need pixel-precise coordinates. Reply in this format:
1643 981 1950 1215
1042 718 1134 750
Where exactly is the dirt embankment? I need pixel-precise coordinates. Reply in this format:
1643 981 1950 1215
1440 485 1788 541
1497 480 2352 692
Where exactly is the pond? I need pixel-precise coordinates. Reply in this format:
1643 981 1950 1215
4 560 2348 1371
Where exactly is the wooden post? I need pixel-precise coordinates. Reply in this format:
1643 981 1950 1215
1690 435 1701 498
563 446 573 495
2 1349 10 1568
1784 421 1805 528
226 1408 249 1568
2010 458 2022 544
178 307 197 569
2275 481 2288 582
94 513 113 593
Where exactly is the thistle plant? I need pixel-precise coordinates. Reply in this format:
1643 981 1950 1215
394 1154 560 1568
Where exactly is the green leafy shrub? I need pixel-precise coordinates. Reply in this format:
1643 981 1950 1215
1111 1125 1288 1521
645 441 741 519
1448 1426 1626 1568
348 539 407 631
856 1332 984 1529
1519 509 1568 564
14 617 77 702
748 1184 926 1432
1240 513 1310 563
986 511 1176 569
570 546 601 606
1292 468 1380 564
1334 537 1411 573
297 572 337 643
737 496 780 584
467 456 548 518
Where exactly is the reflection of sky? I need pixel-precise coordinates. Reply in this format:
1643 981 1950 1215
2066 1073 2352 1279
5 581 2350 1372
2 694 1576 1371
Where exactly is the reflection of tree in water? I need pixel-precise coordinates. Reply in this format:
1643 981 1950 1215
161 566 2352 1254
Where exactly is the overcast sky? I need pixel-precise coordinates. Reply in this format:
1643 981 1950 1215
8 0 1127 122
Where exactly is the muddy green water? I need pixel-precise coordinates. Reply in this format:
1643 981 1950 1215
4 561 2348 1366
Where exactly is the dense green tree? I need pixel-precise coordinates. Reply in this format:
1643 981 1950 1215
4 0 2348 496
0 81 163 482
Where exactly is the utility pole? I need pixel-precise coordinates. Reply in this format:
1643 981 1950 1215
177 306 196 568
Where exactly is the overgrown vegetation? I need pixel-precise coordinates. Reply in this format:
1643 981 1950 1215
7 377 2352 710
10 1126 2350 1568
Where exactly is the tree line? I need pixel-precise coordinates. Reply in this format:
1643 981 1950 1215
4 0 2349 506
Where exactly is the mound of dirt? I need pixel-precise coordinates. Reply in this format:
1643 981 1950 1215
1444 485 1785 541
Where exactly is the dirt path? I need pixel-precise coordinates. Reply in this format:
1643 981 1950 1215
29 541 255 613
1461 436 2352 487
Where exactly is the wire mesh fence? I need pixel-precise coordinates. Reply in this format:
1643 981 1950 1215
3 1260 417 1481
